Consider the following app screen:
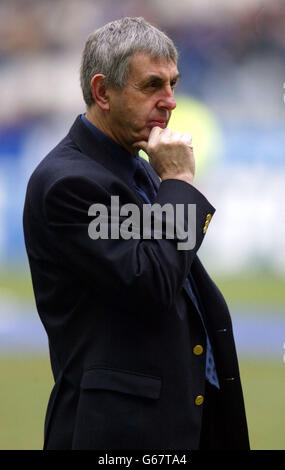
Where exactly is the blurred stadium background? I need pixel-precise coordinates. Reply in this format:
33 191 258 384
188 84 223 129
0 0 284 450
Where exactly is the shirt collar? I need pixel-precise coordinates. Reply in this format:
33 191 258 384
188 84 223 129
81 113 139 183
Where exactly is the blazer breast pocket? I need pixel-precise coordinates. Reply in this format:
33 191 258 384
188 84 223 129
72 367 162 450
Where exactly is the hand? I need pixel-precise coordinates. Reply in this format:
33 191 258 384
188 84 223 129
133 126 195 185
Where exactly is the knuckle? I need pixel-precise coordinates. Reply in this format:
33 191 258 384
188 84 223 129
183 132 192 140
173 132 182 140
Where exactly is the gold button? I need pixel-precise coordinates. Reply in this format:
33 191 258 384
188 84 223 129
195 395 204 406
203 224 208 234
193 345 204 356
203 214 212 233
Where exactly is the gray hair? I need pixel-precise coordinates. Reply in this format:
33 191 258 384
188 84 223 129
80 17 178 107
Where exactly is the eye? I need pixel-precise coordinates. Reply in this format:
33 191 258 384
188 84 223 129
148 80 159 88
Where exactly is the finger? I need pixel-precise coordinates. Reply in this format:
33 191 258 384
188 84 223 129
181 132 192 143
160 127 172 142
161 127 172 135
148 126 164 145
181 133 193 146
171 131 182 142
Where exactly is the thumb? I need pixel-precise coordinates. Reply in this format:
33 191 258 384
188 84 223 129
133 140 148 153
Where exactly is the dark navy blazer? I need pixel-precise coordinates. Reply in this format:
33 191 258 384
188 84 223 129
23 115 249 450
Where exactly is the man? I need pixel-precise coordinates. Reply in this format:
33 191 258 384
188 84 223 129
23 17 249 450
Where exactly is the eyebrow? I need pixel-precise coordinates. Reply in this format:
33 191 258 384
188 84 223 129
141 72 181 86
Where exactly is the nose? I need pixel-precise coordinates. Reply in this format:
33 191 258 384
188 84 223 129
157 86 176 112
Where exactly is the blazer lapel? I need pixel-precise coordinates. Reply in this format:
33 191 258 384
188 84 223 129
68 115 149 207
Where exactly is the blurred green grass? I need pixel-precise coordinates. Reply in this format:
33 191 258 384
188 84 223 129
239 359 285 450
0 356 53 450
0 356 284 449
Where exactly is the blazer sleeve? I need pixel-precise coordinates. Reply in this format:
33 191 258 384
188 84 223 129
44 175 215 311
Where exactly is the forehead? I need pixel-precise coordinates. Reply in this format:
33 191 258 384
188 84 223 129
127 52 179 82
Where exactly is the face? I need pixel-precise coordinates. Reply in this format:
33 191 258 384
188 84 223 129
106 52 179 154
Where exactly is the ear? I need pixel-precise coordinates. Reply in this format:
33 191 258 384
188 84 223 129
90 74 110 111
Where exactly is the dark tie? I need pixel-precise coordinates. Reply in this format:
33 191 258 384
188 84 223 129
133 157 219 389
133 158 156 204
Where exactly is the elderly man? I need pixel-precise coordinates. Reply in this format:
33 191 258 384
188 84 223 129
23 17 249 450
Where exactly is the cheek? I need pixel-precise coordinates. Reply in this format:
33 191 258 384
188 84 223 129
123 107 147 131
111 93 153 135
129 101 154 128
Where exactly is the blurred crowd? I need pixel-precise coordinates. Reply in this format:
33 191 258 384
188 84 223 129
0 0 284 122
1 0 284 59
